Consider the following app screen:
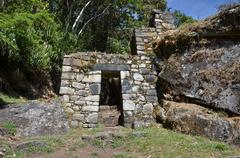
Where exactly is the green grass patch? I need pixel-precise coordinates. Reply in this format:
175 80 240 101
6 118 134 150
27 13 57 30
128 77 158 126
0 92 25 105
122 127 240 158
2 121 17 136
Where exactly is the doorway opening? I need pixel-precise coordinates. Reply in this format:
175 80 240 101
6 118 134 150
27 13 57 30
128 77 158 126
99 71 124 127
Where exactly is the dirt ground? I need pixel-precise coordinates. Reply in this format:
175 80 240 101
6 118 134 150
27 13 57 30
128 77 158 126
32 146 126 158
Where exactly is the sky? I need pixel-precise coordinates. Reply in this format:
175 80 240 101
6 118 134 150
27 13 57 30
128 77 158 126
167 0 240 19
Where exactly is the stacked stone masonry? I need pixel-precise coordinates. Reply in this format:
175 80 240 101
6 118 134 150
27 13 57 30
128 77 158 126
60 10 176 128
132 10 175 55
60 52 158 128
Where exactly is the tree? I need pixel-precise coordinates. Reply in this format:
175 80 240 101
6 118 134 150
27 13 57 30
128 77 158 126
173 10 195 27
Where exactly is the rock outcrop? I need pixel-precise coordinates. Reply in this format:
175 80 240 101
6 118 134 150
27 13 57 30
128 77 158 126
0 101 69 137
155 4 240 115
156 100 240 143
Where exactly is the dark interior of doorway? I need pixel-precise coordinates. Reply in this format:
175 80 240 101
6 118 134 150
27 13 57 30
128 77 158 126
99 71 124 126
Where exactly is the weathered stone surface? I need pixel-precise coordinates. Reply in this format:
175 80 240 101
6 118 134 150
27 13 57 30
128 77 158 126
62 66 72 72
63 58 72 65
146 96 158 102
123 100 135 111
0 101 69 137
72 113 84 121
82 106 99 112
86 113 98 123
62 95 69 102
139 68 150 75
157 43 240 114
72 82 85 89
89 84 101 95
61 73 74 80
82 74 101 83
84 95 100 102
143 103 154 114
147 89 157 96
133 73 144 81
15 140 47 151
134 121 151 128
60 51 157 127
92 64 130 71
122 94 136 100
76 74 84 82
156 101 240 142
145 75 157 83
59 87 74 95
65 107 74 114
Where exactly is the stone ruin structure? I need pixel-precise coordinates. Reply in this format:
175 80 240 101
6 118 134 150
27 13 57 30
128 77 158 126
59 10 175 128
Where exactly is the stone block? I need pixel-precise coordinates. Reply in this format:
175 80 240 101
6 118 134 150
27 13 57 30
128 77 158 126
75 101 85 105
72 113 84 121
122 94 136 100
143 103 154 114
82 75 101 83
62 95 69 102
72 82 85 89
122 86 132 94
63 58 72 65
146 75 157 83
61 80 70 87
70 95 79 101
139 64 146 68
65 107 74 114
89 71 101 75
76 74 84 82
82 106 99 112
146 96 158 102
147 89 157 96
133 73 144 81
70 121 79 128
89 84 101 95
59 87 74 95
62 66 72 72
137 51 146 54
61 73 74 80
73 106 80 111
132 86 140 93
72 59 89 67
123 100 135 111
86 113 98 123
84 95 100 102
140 68 150 76
78 90 88 96
120 71 130 79
137 45 145 50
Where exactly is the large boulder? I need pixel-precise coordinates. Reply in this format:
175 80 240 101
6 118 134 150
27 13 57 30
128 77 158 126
154 5 240 114
0 101 69 137
156 100 240 143
157 41 240 114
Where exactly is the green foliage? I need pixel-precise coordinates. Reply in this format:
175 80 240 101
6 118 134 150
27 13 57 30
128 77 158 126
3 121 17 136
0 12 60 71
173 10 196 27
0 92 25 105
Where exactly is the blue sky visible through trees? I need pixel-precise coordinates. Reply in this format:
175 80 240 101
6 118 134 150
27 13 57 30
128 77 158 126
167 0 240 19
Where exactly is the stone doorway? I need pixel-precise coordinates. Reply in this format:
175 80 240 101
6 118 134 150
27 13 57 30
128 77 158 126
98 71 124 127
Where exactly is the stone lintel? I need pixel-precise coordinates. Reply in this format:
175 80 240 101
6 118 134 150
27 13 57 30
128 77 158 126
91 64 130 71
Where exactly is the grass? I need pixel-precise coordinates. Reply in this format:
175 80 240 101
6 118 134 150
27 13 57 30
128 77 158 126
0 92 25 105
0 126 240 158
122 127 240 158
2 121 17 136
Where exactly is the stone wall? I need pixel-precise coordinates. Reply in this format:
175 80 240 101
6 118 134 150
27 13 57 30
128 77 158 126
59 52 158 128
131 10 175 55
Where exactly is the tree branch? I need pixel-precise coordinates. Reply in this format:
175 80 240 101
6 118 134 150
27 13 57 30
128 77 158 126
78 6 109 36
72 0 92 32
